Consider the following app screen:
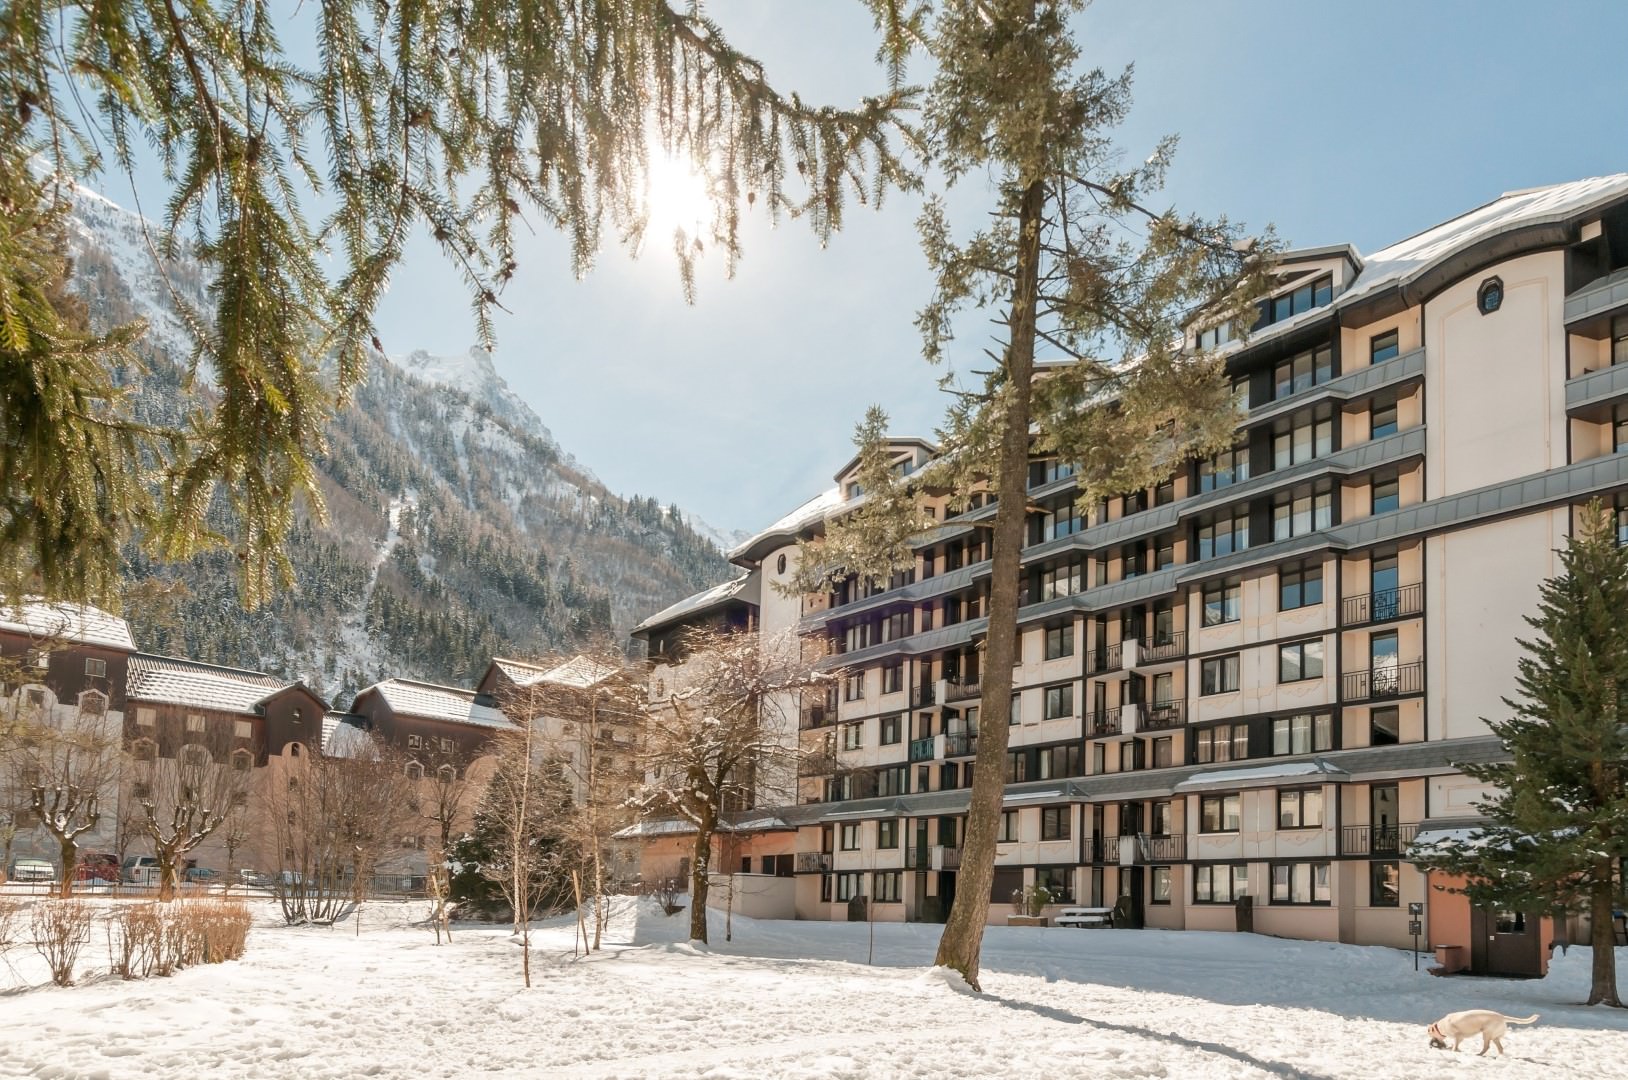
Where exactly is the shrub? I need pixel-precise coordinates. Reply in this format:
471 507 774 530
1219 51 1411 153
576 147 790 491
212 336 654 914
32 900 93 986
0 899 23 949
108 903 166 979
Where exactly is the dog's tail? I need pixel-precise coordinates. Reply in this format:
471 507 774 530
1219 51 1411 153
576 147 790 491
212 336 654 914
1503 1014 1540 1025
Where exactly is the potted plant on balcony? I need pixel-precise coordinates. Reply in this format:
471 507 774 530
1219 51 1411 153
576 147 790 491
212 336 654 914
1007 884 1053 926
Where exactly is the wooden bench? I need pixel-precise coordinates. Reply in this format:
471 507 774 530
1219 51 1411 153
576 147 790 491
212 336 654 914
1053 906 1114 928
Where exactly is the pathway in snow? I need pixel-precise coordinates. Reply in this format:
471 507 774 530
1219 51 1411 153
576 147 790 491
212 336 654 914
1 899 1623 1079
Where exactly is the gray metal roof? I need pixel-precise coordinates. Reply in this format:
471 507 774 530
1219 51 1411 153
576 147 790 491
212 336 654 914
126 653 301 713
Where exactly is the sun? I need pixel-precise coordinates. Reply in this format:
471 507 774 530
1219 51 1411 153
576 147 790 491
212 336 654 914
642 140 713 246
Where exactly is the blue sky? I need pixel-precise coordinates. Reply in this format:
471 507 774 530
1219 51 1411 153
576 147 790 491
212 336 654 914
114 1 1628 537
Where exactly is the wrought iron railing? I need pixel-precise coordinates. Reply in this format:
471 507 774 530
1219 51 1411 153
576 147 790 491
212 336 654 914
1342 583 1423 626
1341 661 1423 702
908 737 936 763
1137 632 1187 665
794 852 832 873
1140 700 1185 730
1086 707 1122 737
1339 823 1419 856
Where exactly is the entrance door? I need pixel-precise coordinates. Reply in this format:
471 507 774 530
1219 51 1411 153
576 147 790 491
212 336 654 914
937 872 957 924
1470 907 1543 977
1120 868 1145 928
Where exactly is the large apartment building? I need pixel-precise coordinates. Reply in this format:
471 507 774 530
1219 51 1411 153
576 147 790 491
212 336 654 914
631 174 1628 970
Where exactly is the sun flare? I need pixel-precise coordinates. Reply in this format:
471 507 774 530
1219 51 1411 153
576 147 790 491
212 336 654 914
642 142 713 245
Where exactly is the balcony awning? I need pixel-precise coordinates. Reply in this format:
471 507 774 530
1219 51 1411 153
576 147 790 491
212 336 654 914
819 799 909 822
1174 758 1350 793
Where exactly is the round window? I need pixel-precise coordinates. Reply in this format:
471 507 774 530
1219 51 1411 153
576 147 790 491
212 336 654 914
1477 276 1504 315
776 553 788 575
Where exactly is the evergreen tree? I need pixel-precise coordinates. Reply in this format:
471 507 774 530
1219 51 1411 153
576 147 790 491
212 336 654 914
1418 502 1628 1008
790 0 1277 989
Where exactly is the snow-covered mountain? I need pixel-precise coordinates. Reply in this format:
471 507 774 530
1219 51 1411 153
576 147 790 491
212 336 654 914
60 180 736 702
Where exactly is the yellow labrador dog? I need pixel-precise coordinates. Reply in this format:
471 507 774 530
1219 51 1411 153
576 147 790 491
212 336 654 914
1426 1010 1539 1055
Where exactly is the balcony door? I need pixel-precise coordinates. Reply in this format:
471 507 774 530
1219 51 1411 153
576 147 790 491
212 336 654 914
1370 630 1400 694
1372 554 1400 620
1371 783 1400 854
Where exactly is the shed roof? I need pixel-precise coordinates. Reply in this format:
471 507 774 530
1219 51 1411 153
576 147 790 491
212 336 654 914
126 653 309 713
0 602 135 651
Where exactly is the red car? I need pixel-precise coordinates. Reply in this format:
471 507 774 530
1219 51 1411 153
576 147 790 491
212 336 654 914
73 852 119 883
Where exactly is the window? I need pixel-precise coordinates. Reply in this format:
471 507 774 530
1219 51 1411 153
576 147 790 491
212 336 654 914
439 737 454 753
836 872 864 902
873 871 902 903
24 686 45 708
999 810 1019 843
1271 406 1335 470
1370 399 1399 439
1009 694 1021 726
234 720 253 739
842 722 863 751
1030 458 1077 488
1278 640 1325 683
1151 866 1172 904
291 708 302 725
289 743 301 758
1370 706 1401 746
1006 751 1028 783
1272 483 1334 540
1615 314 1628 367
1200 655 1240 696
840 823 860 850
1038 744 1083 780
78 691 106 716
1202 578 1241 626
1196 507 1250 560
405 761 424 780
1372 475 1400 514
1193 863 1249 903
1196 723 1248 764
1277 788 1325 829
880 715 902 745
438 764 456 784
1279 562 1324 611
132 738 157 762
876 765 907 797
1044 684 1074 720
844 672 864 701
1153 737 1173 768
1040 501 1084 541
1370 329 1400 364
1257 275 1333 328
1370 861 1400 907
1477 276 1503 315
1039 560 1084 600
882 661 904 695
1615 404 1628 454
185 714 205 732
1198 437 1250 492
1271 862 1331 904
1041 807 1071 841
1200 794 1242 833
1196 321 1235 351
1273 713 1333 755
407 734 423 749
84 657 106 678
180 744 210 768
877 819 899 849
1119 741 1137 773
1044 623 1075 660
1034 866 1074 903
1273 344 1335 399
136 707 156 727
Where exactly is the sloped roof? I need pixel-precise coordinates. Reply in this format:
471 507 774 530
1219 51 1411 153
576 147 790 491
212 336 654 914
490 654 622 690
727 486 850 563
0 602 135 651
126 653 306 713
322 712 376 758
631 575 755 637
362 679 515 729
1173 758 1350 792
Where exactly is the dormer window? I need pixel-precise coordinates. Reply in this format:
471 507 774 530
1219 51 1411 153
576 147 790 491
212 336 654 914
1256 274 1333 330
846 481 864 499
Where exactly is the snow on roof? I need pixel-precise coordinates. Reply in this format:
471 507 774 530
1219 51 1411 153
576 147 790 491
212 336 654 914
0 601 135 651
726 485 850 562
1001 789 1067 806
321 712 376 758
491 655 621 689
1410 827 1487 850
126 653 299 713
728 815 792 833
632 575 754 636
612 819 697 839
364 679 515 730
1174 758 1350 791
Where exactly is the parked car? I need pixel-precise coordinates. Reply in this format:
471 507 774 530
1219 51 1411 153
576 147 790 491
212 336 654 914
183 867 220 884
74 852 119 883
8 858 55 883
243 870 276 889
121 855 161 886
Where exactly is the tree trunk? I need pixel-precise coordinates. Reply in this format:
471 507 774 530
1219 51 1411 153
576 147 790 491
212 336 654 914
933 175 1046 992
156 846 179 902
592 839 605 951
57 835 77 899
689 810 716 944
1588 868 1623 1006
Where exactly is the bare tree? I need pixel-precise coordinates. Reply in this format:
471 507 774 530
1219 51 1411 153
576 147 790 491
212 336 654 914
127 724 259 900
265 735 419 925
420 749 478 945
635 627 834 944
24 712 120 898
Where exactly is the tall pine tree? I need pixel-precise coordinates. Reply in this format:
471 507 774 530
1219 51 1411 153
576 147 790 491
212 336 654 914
1418 502 1628 1007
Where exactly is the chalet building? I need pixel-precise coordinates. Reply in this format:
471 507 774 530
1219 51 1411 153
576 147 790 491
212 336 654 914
349 678 515 762
630 174 1628 976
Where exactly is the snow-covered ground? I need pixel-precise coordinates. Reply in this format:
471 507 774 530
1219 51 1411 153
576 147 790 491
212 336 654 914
1 896 1624 1078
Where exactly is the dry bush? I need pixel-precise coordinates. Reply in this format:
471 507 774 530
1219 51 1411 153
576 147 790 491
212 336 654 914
107 903 165 979
31 899 93 986
0 899 23 948
188 899 251 964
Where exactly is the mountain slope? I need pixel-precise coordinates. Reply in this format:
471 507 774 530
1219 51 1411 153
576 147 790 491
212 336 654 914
61 180 734 704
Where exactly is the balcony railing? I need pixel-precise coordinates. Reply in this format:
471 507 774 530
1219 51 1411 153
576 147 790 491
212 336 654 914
912 683 937 708
1086 707 1122 737
1339 823 1419 856
794 852 832 873
944 731 977 757
1142 833 1185 862
1085 648 1121 676
905 845 930 870
1140 700 1185 731
1098 835 1121 862
943 678 982 703
1136 632 1187 665
908 737 937 763
1342 583 1423 626
800 703 835 730
1341 661 1423 702
938 846 962 870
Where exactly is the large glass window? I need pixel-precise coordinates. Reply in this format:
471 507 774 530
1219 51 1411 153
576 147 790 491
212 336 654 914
1041 501 1084 541
1273 713 1333 755
1274 345 1335 400
1200 794 1242 833
1196 321 1236 351
1257 275 1333 329
1199 437 1250 492
877 819 899 848
999 810 1019 843
1272 483 1334 541
1193 863 1249 903
1370 861 1400 907
873 871 902 902
1615 315 1628 367
1201 655 1240 696
1197 507 1250 560
1271 862 1331 904
1279 561 1324 611
1044 623 1075 660
1151 866 1172 904
1277 788 1325 829
1202 578 1242 626
1370 706 1401 746
1039 560 1084 600
1041 807 1071 841
1196 723 1249 764
880 715 901 745
1044 684 1074 720
1272 406 1335 470
1278 640 1325 683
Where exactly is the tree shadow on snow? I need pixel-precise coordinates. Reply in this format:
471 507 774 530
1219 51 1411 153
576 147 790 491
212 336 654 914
988 993 1335 1080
